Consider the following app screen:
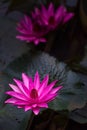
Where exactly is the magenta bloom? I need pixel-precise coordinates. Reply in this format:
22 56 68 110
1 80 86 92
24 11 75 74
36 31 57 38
16 16 47 45
32 3 74 30
16 3 74 44
5 72 62 115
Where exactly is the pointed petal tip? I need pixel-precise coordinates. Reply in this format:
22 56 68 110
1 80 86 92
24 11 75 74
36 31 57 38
35 71 39 75
17 106 23 108
49 2 54 8
46 74 49 79
57 86 63 91
22 72 28 78
57 5 66 11
58 85 63 88
13 78 17 82
5 91 10 94
13 78 20 86
22 72 26 75
16 36 19 39
24 108 28 112
24 106 32 112
69 13 74 18
38 103 48 108
53 80 58 84
13 78 22 85
5 91 13 95
24 15 30 20
34 40 39 45
63 13 74 23
5 98 14 104
33 110 39 115
5 100 8 103
32 108 40 115
9 83 12 87
46 74 49 82
35 71 39 79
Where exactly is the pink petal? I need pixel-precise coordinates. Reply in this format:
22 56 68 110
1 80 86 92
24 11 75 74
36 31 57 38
41 17 48 25
32 104 37 108
22 73 29 89
39 38 47 43
34 38 46 45
32 107 40 115
24 15 33 31
31 11 36 19
48 3 54 16
16 27 30 35
34 7 40 15
17 21 32 33
6 91 28 101
14 100 30 105
29 77 34 91
5 97 31 106
17 106 23 108
55 6 65 21
9 84 21 93
34 40 40 45
13 79 29 97
16 36 28 41
41 5 48 17
16 35 36 42
24 15 32 25
45 80 57 92
50 86 62 94
39 80 57 99
63 13 74 23
25 106 32 111
38 75 49 96
40 93 57 102
17 17 33 34
5 98 17 104
19 20 29 31
38 103 48 108
41 5 48 23
34 71 40 90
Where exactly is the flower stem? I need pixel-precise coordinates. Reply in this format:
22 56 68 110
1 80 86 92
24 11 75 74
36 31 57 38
44 33 55 53
26 112 34 130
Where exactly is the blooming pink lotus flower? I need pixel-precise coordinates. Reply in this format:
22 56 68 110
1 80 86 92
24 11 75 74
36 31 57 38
5 72 62 115
16 16 47 45
32 3 74 30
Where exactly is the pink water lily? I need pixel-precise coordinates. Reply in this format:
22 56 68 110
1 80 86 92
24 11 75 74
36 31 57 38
16 3 74 44
5 72 62 115
16 16 47 45
32 3 74 30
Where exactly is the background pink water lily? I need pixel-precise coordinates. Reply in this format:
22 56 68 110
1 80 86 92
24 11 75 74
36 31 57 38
16 2 74 45
5 72 62 115
31 3 74 30
16 16 47 45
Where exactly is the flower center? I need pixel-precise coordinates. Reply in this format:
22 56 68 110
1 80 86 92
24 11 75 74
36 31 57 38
49 16 55 25
33 23 41 32
30 89 38 99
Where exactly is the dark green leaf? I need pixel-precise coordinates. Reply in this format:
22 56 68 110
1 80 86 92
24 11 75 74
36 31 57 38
19 111 31 130
0 104 28 130
0 72 11 108
50 70 87 111
70 104 87 123
5 51 66 82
